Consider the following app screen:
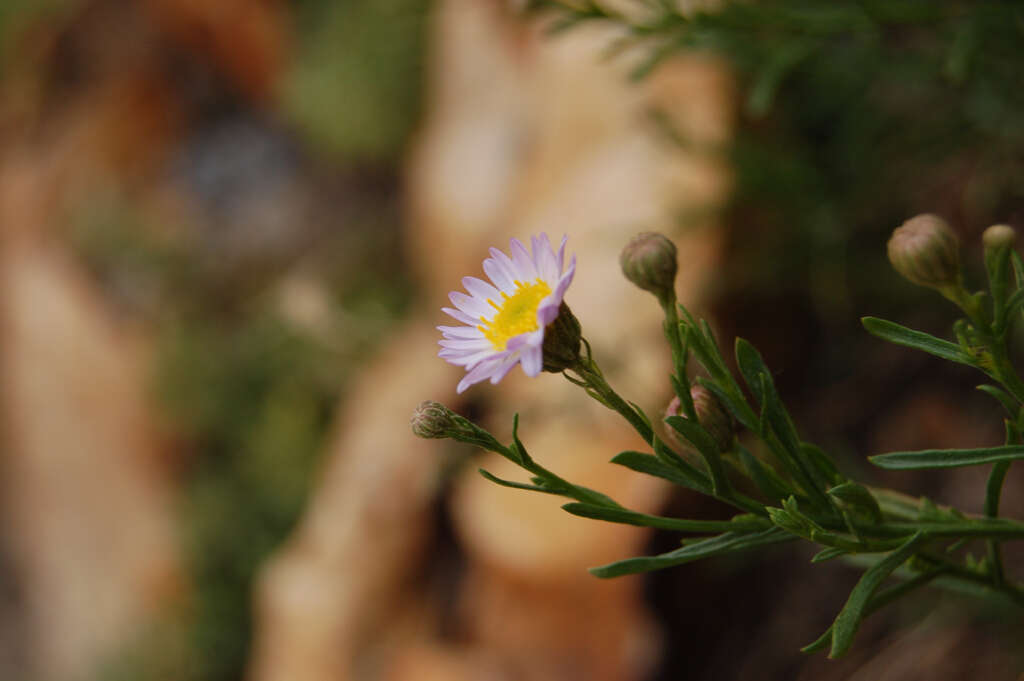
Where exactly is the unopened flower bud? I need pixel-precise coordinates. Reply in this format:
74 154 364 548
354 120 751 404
541 302 582 373
887 214 961 289
983 224 1016 252
411 400 455 439
620 232 678 303
666 385 735 452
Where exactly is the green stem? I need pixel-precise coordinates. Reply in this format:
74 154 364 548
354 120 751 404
567 349 765 517
988 343 1024 405
984 460 1011 586
914 552 1024 608
570 352 653 444
948 283 1024 404
870 520 1024 541
661 295 696 419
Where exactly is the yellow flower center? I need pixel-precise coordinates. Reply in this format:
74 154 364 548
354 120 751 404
478 279 552 351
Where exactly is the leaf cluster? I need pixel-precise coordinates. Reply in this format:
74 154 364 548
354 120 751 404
434 228 1024 658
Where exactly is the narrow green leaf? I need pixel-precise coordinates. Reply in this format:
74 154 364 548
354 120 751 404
829 532 926 658
511 414 620 508
1002 288 1024 331
665 414 719 457
977 384 1019 415
478 469 559 494
736 443 791 501
800 626 832 654
564 483 623 509
735 337 772 404
510 413 531 465
562 503 762 533
1011 250 1024 290
628 401 654 432
670 374 695 414
682 315 729 383
758 375 832 510
1008 418 1023 444
698 377 758 432
746 40 815 117
589 528 792 578
879 519 1024 540
665 414 732 495
802 443 843 486
870 445 1024 469
611 451 711 494
760 373 802 457
652 437 711 488
985 229 1013 325
804 568 942 655
699 320 725 361
861 317 976 367
870 487 923 520
828 482 882 523
811 547 848 563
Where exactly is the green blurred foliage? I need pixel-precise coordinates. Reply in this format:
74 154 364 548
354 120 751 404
72 189 412 681
710 1 1024 441
535 0 1024 455
161 313 342 681
283 0 430 161
0 0 72 68
4 0 424 678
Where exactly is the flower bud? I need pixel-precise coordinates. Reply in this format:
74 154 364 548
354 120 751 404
982 224 1016 252
887 214 961 289
541 302 582 373
620 232 678 303
410 400 455 439
665 385 735 452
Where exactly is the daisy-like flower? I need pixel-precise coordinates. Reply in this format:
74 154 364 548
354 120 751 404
439 234 576 393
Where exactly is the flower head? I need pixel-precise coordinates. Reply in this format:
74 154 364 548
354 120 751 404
438 234 576 393
983 224 1016 251
887 214 960 289
666 386 735 452
410 400 456 439
620 232 678 304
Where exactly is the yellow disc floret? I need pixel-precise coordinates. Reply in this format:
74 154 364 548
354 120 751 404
479 279 552 350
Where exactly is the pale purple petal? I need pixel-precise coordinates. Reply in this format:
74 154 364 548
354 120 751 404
483 257 516 292
532 234 559 283
553 255 576 299
520 346 543 377
441 346 506 369
555 234 567 272
442 307 480 326
449 291 492 319
450 350 501 366
536 299 560 326
438 325 485 339
505 328 542 352
535 255 575 325
439 338 492 350
487 356 521 384
509 238 538 280
462 276 501 302
457 357 506 393
488 247 520 281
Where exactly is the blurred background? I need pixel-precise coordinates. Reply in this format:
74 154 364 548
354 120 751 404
0 1 1022 680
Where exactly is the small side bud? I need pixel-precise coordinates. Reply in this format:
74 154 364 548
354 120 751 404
887 214 961 289
620 232 678 303
666 385 735 452
411 400 455 439
983 224 1016 252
